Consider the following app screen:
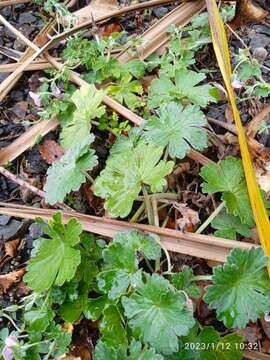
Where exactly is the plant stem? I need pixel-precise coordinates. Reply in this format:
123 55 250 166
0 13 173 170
142 185 154 225
1 313 22 333
84 172 95 184
130 202 145 223
195 202 225 235
192 275 213 282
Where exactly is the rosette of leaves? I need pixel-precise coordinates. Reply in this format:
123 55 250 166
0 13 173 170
200 156 254 226
148 68 216 108
143 102 208 159
44 134 98 205
96 230 161 300
204 247 270 328
60 84 105 149
107 74 144 111
122 273 195 355
94 141 174 218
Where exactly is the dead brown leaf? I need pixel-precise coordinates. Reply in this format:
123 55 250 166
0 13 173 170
174 203 200 232
229 0 267 29
237 324 262 344
261 318 270 340
0 268 26 295
69 0 119 26
39 140 64 164
100 23 121 37
262 339 270 354
247 138 270 197
0 239 21 269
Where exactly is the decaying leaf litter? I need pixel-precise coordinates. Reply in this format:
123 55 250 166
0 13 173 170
0 0 269 359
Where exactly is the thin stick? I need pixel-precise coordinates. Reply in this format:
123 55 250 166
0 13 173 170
130 202 146 224
0 166 73 212
0 166 45 198
0 203 258 262
196 202 225 234
207 116 238 134
0 0 31 7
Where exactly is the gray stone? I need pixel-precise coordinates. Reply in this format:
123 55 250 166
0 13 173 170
253 25 270 37
153 6 168 19
19 24 33 37
18 12 37 25
10 90 24 102
28 223 43 239
13 38 26 52
0 219 28 241
0 73 9 83
253 47 268 64
0 215 11 226
0 6 11 17
250 33 270 49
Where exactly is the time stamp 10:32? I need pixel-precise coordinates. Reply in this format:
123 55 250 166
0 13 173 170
183 342 259 351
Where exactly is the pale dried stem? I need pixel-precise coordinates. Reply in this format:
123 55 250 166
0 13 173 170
0 204 258 262
0 0 30 7
0 166 45 198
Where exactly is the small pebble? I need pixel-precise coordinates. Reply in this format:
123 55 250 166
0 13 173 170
153 6 168 19
18 12 37 25
253 47 268 64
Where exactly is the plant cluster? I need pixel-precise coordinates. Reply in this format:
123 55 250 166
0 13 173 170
1 214 270 359
34 8 268 239
233 48 270 99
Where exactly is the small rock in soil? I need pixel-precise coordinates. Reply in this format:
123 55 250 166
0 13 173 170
253 25 270 37
19 24 33 37
0 215 11 226
0 26 4 37
24 146 48 174
4 24 17 40
10 101 28 119
13 38 26 52
249 33 270 49
0 219 28 241
253 47 268 64
10 90 24 102
18 12 37 25
0 6 11 17
153 6 168 18
28 223 43 240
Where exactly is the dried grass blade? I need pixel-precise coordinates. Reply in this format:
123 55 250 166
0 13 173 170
0 117 59 165
116 0 205 63
0 204 257 263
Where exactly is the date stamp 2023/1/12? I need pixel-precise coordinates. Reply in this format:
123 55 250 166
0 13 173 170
183 342 260 351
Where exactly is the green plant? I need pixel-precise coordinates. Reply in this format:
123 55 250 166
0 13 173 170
94 141 174 218
200 156 254 226
233 48 270 99
44 135 98 204
211 210 251 240
107 74 144 111
3 214 269 359
148 68 217 109
60 84 105 149
143 102 208 159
